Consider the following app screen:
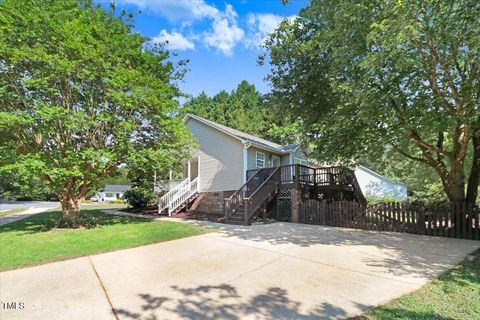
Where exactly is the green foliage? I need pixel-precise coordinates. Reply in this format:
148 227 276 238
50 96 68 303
123 187 155 208
0 169 56 201
185 81 273 141
365 195 403 205
0 0 193 215
184 80 302 145
264 0 480 203
41 214 99 231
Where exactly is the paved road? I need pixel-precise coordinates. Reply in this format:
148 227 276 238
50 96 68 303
0 201 59 226
1 222 479 320
0 201 59 212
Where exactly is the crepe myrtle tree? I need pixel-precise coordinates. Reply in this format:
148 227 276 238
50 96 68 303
0 0 194 218
264 0 480 204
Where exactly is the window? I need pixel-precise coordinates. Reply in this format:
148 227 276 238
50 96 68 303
105 193 114 197
294 157 308 166
256 152 265 168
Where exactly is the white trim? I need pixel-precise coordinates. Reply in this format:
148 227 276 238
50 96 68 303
289 152 294 165
197 156 201 191
243 143 250 183
256 151 265 168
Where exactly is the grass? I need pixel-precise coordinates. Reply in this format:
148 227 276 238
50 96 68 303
0 207 29 217
359 249 480 320
0 204 209 271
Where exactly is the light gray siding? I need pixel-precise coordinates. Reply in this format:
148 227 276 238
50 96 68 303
186 118 244 192
247 146 283 170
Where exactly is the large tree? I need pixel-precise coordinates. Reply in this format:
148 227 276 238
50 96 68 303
265 0 480 204
0 0 193 217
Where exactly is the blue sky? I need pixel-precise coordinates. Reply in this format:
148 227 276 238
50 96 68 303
98 0 308 97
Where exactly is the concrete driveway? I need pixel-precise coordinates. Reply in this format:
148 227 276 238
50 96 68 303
1 222 479 320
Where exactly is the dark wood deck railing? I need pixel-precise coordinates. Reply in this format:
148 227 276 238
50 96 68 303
224 166 278 221
247 164 366 206
244 167 281 223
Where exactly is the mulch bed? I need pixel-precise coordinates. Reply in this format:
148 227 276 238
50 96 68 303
121 206 225 223
122 205 159 216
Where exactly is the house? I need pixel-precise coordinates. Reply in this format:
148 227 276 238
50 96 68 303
156 114 367 224
92 184 131 202
354 165 407 201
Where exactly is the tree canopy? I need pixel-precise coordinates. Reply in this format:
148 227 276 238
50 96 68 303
184 80 300 145
0 0 193 216
264 0 480 203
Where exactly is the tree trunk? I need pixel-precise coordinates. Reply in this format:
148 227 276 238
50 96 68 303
59 194 81 219
466 132 480 204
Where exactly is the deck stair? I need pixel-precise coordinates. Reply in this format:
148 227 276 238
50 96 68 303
158 177 199 216
224 167 281 225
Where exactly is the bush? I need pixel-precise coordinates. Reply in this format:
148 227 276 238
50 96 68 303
366 194 402 205
109 199 126 204
123 187 155 208
41 215 99 231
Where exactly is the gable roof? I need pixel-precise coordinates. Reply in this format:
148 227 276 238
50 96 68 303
184 113 301 154
104 185 131 193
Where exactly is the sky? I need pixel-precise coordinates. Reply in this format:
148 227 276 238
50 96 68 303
97 0 308 97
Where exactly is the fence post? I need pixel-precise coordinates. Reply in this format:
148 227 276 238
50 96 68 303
418 206 426 235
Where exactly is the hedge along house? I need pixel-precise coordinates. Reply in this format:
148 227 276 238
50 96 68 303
156 114 366 225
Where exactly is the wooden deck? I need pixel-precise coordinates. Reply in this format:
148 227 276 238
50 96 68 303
224 164 366 225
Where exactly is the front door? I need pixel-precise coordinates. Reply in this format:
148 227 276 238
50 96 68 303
272 155 281 167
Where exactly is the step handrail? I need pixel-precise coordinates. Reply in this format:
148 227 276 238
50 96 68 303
167 177 199 215
244 167 281 223
158 178 189 213
224 167 272 220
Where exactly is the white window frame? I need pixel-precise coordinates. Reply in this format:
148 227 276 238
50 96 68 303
294 157 308 166
256 151 265 168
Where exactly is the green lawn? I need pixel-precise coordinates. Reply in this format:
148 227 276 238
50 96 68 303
0 207 29 217
359 249 480 320
0 204 209 271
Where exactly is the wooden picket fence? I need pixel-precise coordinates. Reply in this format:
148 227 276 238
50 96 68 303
299 200 480 240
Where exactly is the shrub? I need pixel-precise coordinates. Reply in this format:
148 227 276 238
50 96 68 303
366 194 402 205
123 187 155 208
41 215 99 231
109 199 126 204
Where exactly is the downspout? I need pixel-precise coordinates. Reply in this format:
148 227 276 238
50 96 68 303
243 141 251 183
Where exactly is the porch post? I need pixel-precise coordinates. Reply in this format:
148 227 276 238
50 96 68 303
291 164 301 223
169 170 173 181
187 160 191 181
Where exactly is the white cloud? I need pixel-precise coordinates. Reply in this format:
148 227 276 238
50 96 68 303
151 30 195 50
117 1 244 55
116 0 219 21
245 13 296 49
202 4 244 56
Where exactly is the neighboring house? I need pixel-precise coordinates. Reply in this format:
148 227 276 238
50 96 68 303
92 185 131 202
354 165 407 201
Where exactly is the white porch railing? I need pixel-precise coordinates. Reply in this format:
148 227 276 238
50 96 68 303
158 177 199 216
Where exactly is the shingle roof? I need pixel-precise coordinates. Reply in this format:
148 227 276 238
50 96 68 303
185 114 300 153
104 185 131 193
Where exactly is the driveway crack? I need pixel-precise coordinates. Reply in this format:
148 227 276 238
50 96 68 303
88 256 119 320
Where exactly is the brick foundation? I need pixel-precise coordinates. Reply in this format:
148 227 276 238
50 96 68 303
192 191 235 215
